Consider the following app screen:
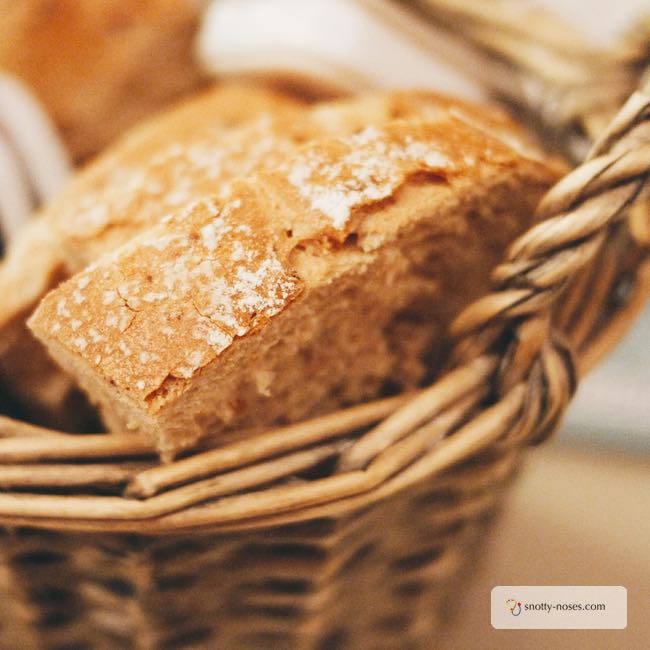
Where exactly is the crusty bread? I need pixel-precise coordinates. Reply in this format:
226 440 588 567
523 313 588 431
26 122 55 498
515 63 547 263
0 83 304 427
0 86 552 429
48 85 309 272
0 0 208 161
48 88 548 276
0 84 305 340
29 111 563 456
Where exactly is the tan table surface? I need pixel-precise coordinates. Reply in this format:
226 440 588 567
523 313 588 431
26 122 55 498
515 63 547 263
441 442 650 650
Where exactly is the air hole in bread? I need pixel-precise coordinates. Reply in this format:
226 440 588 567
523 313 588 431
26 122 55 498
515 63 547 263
343 232 358 248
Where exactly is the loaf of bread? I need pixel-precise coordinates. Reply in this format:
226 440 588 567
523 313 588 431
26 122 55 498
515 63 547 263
0 86 550 429
29 107 563 456
0 0 208 161
0 84 305 331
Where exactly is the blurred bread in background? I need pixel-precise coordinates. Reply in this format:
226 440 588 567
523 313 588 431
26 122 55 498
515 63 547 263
0 0 209 161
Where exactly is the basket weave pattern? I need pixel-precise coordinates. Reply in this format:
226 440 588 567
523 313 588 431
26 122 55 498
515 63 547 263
0 6 649 648
0 474 508 649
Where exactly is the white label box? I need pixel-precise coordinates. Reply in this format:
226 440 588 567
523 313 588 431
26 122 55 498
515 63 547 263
491 585 627 629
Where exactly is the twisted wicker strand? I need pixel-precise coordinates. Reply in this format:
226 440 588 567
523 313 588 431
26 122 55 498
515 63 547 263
0 387 490 523
339 355 496 471
128 392 411 498
578 257 650 374
446 86 650 448
452 87 650 343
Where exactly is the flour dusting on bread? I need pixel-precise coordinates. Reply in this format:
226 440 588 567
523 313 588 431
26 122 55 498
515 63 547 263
38 195 302 399
286 125 453 228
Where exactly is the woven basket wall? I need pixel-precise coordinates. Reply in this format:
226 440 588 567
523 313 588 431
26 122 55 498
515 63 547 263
0 3 649 649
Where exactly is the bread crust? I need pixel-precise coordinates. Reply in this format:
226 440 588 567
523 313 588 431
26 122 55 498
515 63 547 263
47 88 553 275
2 86 550 342
0 83 303 427
29 110 563 454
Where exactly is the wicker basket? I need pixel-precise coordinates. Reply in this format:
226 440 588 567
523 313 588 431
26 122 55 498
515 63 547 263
1 3 649 649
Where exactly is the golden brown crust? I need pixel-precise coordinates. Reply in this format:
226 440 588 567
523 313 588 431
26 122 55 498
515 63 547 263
48 83 308 271
0 84 305 336
43 87 555 276
0 83 303 428
29 111 563 453
0 85 548 364
0 0 208 160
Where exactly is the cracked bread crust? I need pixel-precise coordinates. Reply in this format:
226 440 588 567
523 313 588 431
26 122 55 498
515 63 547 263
47 88 550 276
0 84 305 428
0 83 306 353
48 84 309 273
29 113 563 456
